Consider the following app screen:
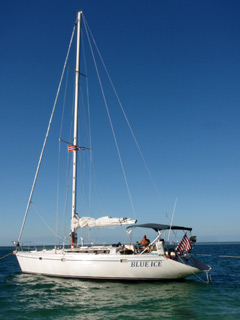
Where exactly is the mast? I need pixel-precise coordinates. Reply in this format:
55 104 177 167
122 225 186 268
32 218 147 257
71 11 82 248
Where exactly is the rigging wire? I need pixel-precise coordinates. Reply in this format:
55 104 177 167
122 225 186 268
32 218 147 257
59 89 75 242
81 32 93 219
17 20 77 244
55 66 70 246
168 198 178 241
82 15 170 220
31 203 65 242
78 32 107 227
83 16 162 201
83 14 137 220
59 160 72 243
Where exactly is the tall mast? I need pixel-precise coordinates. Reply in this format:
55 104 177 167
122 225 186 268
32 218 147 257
71 11 82 248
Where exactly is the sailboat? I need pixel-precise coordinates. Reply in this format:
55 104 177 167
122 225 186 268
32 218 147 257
14 12 211 281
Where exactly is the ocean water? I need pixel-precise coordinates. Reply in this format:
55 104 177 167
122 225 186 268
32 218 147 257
0 244 240 319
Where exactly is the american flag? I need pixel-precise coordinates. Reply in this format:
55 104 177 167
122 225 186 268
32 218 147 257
68 145 82 152
176 234 192 255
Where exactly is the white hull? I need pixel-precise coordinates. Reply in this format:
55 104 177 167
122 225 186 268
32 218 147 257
15 249 209 280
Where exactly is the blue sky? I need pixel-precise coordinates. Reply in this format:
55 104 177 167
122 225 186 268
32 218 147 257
1 0 240 246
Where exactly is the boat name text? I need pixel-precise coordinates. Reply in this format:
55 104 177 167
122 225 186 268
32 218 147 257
130 261 162 268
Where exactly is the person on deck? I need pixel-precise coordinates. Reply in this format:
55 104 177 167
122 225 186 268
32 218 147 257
137 235 150 248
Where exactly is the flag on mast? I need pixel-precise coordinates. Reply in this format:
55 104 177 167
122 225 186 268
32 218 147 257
68 145 82 152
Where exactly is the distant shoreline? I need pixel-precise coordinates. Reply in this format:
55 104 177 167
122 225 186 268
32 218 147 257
1 241 240 249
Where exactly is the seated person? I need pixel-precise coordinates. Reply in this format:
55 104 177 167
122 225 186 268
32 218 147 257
137 235 150 249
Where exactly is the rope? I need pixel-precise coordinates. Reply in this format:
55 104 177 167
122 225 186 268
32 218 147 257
0 252 13 260
194 253 240 259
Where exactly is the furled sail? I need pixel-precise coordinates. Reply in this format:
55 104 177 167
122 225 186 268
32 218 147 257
72 214 137 230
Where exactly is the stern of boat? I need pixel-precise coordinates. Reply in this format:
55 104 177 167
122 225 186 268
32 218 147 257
177 254 212 280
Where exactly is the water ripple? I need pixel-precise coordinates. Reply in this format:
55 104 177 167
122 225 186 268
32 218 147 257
1 245 240 319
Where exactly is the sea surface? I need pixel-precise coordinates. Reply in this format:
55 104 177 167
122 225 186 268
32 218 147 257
0 243 240 319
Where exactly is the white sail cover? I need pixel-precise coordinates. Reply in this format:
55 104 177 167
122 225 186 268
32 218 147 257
72 214 137 230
